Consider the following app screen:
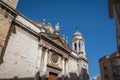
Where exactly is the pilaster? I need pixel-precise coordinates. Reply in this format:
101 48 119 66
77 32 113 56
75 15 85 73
42 48 48 76
72 42 75 50
62 58 65 76
35 45 43 73
65 59 69 78
77 40 79 52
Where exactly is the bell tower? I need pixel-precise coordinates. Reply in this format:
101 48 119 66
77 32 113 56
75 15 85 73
72 27 89 80
72 27 86 55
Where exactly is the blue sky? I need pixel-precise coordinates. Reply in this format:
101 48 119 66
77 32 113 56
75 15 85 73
17 0 117 79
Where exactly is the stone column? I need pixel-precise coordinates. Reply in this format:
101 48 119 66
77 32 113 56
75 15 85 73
77 40 79 52
35 45 43 73
42 49 48 76
35 45 43 80
39 47 45 76
62 58 65 80
65 59 69 79
72 42 75 50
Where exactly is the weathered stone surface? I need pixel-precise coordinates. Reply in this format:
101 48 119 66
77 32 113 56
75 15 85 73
0 26 39 78
68 57 78 74
0 9 13 47
1 0 19 9
0 1 89 79
15 15 40 33
0 48 2 56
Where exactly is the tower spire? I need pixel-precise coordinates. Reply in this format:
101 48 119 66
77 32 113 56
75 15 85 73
76 26 79 32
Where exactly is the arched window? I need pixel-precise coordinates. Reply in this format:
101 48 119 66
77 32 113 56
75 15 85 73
74 43 77 50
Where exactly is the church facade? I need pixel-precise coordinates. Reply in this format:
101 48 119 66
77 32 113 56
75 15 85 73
0 0 89 80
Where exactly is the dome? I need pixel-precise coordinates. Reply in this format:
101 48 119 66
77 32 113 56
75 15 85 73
72 30 83 41
74 30 82 36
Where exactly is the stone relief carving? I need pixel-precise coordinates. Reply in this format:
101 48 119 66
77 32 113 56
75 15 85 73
51 53 58 63
48 51 62 67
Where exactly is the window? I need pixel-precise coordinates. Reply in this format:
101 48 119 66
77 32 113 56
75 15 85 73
104 74 109 80
74 43 77 50
103 64 107 71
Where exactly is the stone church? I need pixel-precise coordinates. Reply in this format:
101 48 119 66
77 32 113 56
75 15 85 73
0 0 89 80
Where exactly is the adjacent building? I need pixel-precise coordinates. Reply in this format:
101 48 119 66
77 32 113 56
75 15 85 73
108 0 120 53
99 1 120 80
99 51 120 80
92 75 101 80
0 0 89 80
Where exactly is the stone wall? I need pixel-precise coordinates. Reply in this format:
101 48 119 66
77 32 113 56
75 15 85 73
15 15 40 33
68 57 78 74
0 7 14 56
0 26 39 79
67 57 78 80
1 0 18 9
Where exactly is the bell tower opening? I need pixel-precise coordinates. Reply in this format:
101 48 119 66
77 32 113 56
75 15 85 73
74 43 77 51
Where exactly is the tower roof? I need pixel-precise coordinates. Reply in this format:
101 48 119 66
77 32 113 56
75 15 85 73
73 30 82 37
72 27 83 41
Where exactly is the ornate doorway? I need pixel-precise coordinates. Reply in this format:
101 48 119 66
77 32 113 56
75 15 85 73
49 72 58 80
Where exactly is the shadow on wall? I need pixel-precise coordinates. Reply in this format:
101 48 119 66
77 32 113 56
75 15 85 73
69 73 78 80
0 69 89 80
79 68 89 80
0 72 40 80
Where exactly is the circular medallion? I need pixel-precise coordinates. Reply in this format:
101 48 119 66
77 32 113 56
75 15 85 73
51 53 58 64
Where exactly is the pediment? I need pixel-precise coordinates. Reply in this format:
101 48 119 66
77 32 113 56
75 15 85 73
44 34 69 49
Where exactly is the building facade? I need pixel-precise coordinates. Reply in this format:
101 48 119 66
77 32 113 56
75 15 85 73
108 0 120 53
0 0 89 80
99 51 120 80
92 75 101 80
